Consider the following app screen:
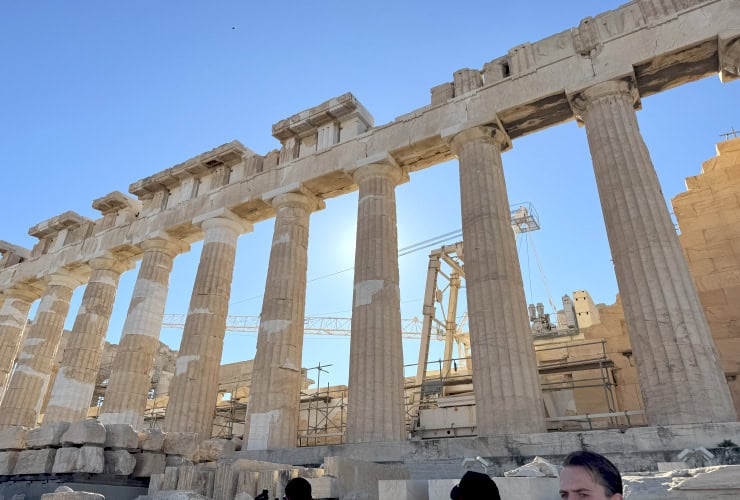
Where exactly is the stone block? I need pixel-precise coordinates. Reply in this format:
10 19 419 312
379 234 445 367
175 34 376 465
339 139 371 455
256 470 278 499
104 423 139 450
213 461 239 500
200 468 216 498
177 465 205 494
504 456 560 477
146 492 210 500
61 420 106 446
0 426 28 450
165 455 195 467
307 477 339 499
133 452 166 478
0 450 19 474
149 473 164 495
378 480 429 500
657 461 688 471
104 449 137 475
673 464 740 491
324 456 409 499
26 422 70 448
140 429 166 451
40 487 104 500
162 466 179 490
13 448 56 474
236 471 260 497
199 438 235 461
163 432 199 461
52 446 104 474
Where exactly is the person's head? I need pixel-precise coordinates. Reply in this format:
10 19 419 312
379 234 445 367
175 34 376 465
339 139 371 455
559 451 623 500
285 477 312 500
450 470 501 500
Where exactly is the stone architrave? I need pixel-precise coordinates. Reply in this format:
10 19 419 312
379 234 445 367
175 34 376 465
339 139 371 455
164 210 251 438
0 271 84 429
444 125 546 436
44 255 131 423
99 235 187 428
346 158 407 443
0 285 39 400
245 190 322 450
571 80 737 425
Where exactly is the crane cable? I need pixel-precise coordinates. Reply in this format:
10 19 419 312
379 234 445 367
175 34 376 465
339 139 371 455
528 232 558 313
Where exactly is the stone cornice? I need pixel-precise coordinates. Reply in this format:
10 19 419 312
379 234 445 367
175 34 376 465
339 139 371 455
0 241 30 260
272 93 374 141
92 191 141 216
129 141 254 198
28 211 93 240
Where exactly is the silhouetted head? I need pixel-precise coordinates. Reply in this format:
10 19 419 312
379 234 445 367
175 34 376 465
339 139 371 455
450 470 501 500
285 477 312 500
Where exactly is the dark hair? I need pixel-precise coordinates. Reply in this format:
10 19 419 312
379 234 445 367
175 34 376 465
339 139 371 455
285 477 312 500
450 471 501 500
563 451 622 496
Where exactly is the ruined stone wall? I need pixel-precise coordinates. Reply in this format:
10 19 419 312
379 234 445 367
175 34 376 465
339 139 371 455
672 136 740 415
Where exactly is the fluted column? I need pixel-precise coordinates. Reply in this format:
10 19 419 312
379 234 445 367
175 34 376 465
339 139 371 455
164 211 250 438
346 159 407 443
44 255 131 423
0 271 83 429
446 125 546 436
572 80 736 425
100 235 187 427
0 286 40 400
245 191 322 450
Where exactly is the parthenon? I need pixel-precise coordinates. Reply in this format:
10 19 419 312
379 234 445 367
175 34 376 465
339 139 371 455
1 0 740 498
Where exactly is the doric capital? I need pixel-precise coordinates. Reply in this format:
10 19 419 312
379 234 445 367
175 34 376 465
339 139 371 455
442 124 511 154
89 253 135 275
47 269 87 290
140 233 191 257
195 209 253 236
719 32 740 83
272 191 325 214
351 153 408 186
2 283 43 303
263 183 325 213
568 80 640 124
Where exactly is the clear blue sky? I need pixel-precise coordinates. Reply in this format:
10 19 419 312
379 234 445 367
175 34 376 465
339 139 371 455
1 1 738 388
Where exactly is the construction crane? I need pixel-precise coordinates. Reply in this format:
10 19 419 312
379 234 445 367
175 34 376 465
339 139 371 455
409 203 542 417
160 314 439 339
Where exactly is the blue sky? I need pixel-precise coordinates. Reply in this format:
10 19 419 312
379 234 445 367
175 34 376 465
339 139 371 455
1 1 738 388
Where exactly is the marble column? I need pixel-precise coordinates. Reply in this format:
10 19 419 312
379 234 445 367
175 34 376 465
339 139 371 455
164 211 250 438
0 271 83 429
44 255 130 423
572 80 736 425
0 286 39 400
245 191 322 450
346 159 407 443
446 125 546 436
100 235 186 427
